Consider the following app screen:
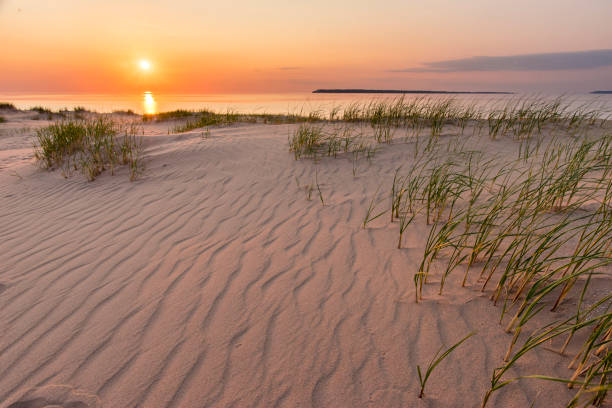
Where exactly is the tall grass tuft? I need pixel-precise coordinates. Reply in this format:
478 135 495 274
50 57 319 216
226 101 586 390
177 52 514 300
289 124 326 159
34 118 143 181
31 106 53 115
0 102 16 110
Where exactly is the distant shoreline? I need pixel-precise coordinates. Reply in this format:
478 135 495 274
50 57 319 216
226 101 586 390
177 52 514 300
313 89 514 95
591 90 612 94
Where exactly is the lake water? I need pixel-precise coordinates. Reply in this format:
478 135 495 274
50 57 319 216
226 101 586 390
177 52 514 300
1 92 611 117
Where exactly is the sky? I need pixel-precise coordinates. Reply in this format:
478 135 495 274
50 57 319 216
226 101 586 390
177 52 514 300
1 0 611 94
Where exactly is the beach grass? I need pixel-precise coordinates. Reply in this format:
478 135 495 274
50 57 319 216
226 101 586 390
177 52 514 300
34 117 143 181
0 102 16 110
283 95 611 405
376 123 611 405
417 331 476 398
112 109 137 115
362 184 387 228
31 106 53 115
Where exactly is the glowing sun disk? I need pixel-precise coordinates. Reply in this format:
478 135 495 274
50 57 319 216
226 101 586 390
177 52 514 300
139 60 151 71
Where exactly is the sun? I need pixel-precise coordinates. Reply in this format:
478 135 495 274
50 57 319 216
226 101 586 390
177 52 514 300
139 60 151 71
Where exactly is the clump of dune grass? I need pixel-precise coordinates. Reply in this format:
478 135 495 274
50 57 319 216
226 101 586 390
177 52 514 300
34 117 143 181
289 124 326 159
0 116 5 123
31 106 53 115
112 109 137 116
0 102 16 110
147 109 195 122
289 122 386 162
173 110 227 132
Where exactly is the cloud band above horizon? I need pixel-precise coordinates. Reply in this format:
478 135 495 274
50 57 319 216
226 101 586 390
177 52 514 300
393 49 612 73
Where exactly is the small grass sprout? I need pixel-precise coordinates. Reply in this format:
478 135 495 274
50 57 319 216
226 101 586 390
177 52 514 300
417 331 476 398
363 184 387 228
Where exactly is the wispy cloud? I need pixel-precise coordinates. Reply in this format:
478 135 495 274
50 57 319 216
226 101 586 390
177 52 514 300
391 50 612 73
279 66 302 71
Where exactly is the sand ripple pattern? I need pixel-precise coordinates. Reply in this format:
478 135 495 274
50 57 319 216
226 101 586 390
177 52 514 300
1 124 577 407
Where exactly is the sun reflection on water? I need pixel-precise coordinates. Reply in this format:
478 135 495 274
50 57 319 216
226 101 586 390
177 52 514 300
143 91 157 114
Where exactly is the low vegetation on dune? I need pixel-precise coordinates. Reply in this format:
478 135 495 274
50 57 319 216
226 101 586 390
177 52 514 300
170 110 229 131
147 108 325 133
0 102 16 110
112 109 137 116
403 135 611 407
34 117 143 181
26 105 325 182
290 96 612 407
0 116 6 123
145 109 195 121
31 106 54 115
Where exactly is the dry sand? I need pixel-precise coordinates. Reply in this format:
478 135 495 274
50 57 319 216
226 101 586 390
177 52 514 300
0 111 609 407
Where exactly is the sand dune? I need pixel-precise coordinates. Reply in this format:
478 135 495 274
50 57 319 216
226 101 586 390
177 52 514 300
0 115 608 407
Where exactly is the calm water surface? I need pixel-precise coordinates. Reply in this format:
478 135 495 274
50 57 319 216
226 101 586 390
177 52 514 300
1 92 611 117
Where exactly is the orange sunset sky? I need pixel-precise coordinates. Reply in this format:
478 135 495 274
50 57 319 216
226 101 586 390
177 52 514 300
1 0 611 94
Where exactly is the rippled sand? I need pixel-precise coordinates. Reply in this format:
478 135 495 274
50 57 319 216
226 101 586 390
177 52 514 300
0 112 605 407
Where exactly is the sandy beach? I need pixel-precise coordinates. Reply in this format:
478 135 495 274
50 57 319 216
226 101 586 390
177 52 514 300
0 106 610 407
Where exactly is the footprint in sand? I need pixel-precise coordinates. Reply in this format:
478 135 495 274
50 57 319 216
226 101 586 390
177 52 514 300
7 385 101 408
0 283 6 295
